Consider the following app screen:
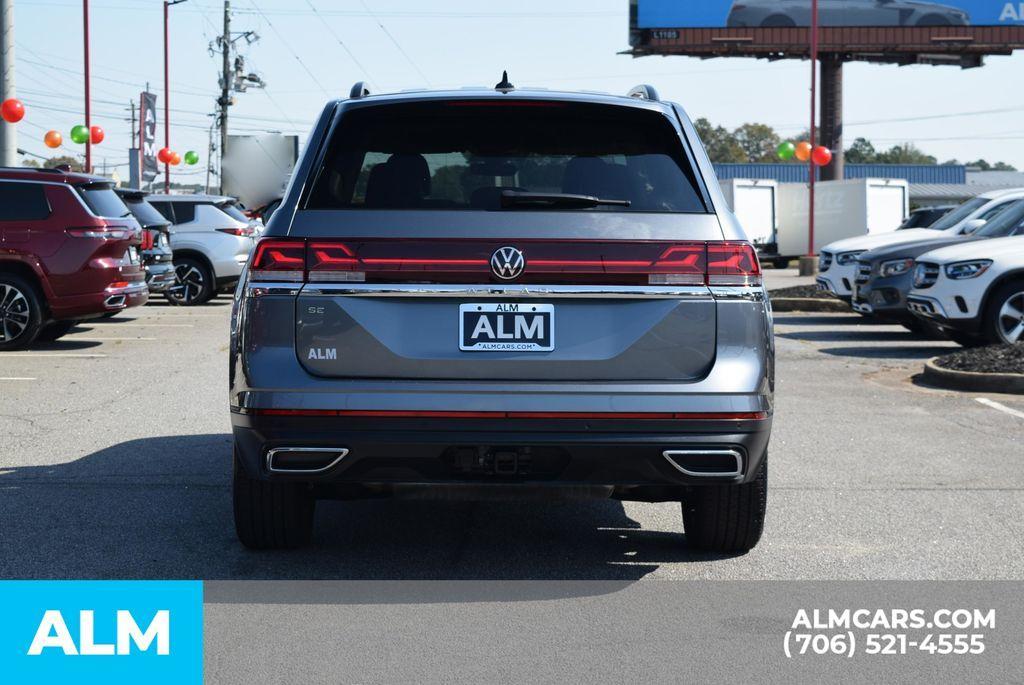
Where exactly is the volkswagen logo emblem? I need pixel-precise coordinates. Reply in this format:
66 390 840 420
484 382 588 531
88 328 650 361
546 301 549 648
490 246 526 280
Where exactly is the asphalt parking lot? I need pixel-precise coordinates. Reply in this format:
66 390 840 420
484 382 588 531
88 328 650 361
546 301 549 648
2 277 1023 581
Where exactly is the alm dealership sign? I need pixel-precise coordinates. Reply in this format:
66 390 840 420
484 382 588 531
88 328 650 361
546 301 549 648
635 1 1024 28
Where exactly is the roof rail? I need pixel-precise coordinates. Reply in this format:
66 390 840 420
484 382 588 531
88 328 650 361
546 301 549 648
0 166 65 174
349 81 371 99
626 84 660 102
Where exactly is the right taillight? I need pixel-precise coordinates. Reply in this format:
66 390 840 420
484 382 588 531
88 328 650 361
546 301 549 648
706 242 761 286
250 239 305 281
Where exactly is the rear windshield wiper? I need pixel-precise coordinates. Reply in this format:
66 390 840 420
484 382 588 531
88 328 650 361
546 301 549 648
500 190 630 209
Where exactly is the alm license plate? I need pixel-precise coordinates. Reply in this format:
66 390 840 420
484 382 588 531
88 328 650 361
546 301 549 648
460 303 554 352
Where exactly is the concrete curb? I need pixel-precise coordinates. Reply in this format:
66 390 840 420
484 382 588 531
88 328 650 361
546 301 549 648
768 297 850 313
923 357 1024 394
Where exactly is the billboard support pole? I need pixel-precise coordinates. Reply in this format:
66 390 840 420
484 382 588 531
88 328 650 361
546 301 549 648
807 0 818 258
819 55 844 182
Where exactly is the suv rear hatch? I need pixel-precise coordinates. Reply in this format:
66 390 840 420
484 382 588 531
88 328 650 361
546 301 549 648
257 98 757 381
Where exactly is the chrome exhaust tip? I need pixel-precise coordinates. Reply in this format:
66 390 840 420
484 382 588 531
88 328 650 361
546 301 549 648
266 447 349 474
104 294 127 308
662 449 743 478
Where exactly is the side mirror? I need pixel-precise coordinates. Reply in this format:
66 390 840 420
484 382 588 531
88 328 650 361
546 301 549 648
961 218 986 234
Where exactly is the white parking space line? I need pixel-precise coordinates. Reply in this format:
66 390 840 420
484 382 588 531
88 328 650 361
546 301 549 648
0 353 107 358
0 377 36 381
66 337 157 342
91 323 194 328
976 397 1024 420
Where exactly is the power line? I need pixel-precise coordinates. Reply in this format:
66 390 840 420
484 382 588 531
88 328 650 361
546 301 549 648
356 0 431 87
248 0 332 97
304 0 378 91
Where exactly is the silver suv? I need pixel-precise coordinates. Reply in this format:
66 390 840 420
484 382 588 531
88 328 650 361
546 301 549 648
146 194 257 305
229 81 774 552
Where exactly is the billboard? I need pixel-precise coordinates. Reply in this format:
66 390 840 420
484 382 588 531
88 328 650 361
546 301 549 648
636 1 1024 28
628 0 1024 65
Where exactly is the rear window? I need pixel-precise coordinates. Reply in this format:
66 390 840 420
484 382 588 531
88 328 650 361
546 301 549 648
307 101 707 213
217 201 249 223
77 183 130 218
123 197 170 227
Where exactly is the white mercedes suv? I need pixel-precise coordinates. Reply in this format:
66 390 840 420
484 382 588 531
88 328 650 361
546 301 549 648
907 234 1024 345
817 188 1024 303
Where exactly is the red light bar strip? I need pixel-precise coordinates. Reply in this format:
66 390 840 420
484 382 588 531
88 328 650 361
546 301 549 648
252 409 768 420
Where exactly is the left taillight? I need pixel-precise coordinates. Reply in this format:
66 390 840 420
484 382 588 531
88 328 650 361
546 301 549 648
250 239 305 281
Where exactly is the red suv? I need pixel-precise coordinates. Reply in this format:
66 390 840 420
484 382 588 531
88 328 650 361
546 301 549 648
0 168 148 350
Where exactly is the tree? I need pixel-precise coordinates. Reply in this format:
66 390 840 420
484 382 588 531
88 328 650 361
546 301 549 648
692 117 746 163
845 137 878 164
733 123 781 163
22 155 82 171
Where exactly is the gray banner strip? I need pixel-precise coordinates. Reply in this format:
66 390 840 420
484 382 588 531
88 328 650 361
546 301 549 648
205 581 1022 684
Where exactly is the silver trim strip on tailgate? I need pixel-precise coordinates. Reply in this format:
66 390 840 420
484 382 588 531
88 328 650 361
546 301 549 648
295 283 716 299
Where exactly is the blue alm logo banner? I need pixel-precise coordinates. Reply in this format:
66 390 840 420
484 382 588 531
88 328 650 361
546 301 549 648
0 581 203 684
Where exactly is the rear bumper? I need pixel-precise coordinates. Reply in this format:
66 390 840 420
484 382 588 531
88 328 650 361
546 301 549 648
231 411 772 495
144 262 177 293
50 280 149 320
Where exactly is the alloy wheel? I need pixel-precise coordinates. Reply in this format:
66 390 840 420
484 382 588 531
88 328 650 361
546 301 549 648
997 290 1024 343
173 263 205 305
0 282 31 342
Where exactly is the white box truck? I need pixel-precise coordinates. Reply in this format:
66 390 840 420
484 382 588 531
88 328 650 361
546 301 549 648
719 179 785 267
774 178 908 259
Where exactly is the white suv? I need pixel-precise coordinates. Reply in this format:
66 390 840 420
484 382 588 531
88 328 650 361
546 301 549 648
818 188 1024 302
907 234 1024 345
147 194 258 305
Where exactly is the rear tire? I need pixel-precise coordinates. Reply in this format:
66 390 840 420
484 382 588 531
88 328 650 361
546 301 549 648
682 457 767 553
233 449 316 550
166 257 213 306
0 274 45 351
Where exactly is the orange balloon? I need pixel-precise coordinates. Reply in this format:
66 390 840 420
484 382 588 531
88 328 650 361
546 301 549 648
44 130 62 149
169 151 181 166
794 141 812 162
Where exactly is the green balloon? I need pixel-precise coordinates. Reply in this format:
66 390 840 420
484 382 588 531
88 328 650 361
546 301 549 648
184 150 199 165
70 125 90 145
777 141 796 161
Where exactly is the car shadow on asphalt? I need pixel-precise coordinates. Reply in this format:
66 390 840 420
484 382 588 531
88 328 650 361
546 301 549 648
27 338 103 351
817 345 957 359
0 434 739 583
772 314 885 326
777 329 940 343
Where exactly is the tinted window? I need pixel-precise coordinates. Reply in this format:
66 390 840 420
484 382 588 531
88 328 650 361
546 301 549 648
148 201 175 223
0 182 50 221
217 201 249 222
123 197 170 227
308 101 707 213
76 183 130 218
171 202 196 223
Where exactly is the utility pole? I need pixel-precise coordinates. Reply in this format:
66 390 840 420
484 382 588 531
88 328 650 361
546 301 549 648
83 0 91 173
0 0 16 167
220 0 230 170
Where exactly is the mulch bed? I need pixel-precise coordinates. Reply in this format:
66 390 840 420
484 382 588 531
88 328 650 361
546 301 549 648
768 285 837 300
933 343 1024 375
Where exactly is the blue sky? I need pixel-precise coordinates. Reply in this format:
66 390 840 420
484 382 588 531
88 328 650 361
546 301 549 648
12 0 1024 182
